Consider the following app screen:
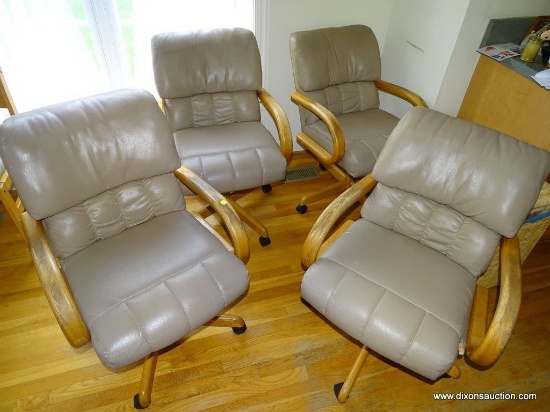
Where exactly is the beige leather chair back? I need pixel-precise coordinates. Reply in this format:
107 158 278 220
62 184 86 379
152 28 262 132
362 107 550 276
289 25 382 129
0 89 184 259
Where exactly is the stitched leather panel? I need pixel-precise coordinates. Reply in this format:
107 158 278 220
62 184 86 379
372 107 550 238
44 173 186 259
303 109 399 178
361 184 500 276
151 28 262 99
301 219 475 381
165 91 260 131
62 210 249 369
302 82 379 127
0 89 180 220
289 25 381 92
173 122 287 193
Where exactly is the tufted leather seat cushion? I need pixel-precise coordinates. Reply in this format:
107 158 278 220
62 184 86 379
304 109 399 178
302 219 476 380
62 209 249 369
174 122 287 193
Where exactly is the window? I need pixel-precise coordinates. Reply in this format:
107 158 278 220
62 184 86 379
0 0 255 111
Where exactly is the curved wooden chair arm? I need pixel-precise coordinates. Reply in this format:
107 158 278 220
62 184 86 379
257 88 293 164
1 169 26 241
374 79 428 108
291 91 345 165
302 174 377 268
21 212 90 348
467 235 521 366
174 166 250 263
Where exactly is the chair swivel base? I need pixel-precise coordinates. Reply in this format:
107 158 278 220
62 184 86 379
132 316 247 409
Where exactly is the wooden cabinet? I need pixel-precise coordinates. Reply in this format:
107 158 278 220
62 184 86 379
458 55 550 152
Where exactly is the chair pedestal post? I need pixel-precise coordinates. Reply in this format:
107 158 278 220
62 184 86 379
334 344 369 403
134 352 158 409
447 363 461 379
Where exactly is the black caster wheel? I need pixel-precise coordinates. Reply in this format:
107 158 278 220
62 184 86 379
133 394 149 409
333 382 344 399
319 162 327 171
232 325 247 335
259 236 271 246
261 184 272 193
296 204 308 214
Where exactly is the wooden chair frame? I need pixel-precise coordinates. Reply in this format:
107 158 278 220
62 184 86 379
0 169 25 239
291 79 428 213
302 174 523 403
22 165 250 409
160 87 293 246
0 66 26 241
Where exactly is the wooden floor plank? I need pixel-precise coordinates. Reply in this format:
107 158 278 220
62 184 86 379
0 152 548 411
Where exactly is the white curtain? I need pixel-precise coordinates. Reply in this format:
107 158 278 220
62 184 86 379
0 0 110 111
0 0 254 112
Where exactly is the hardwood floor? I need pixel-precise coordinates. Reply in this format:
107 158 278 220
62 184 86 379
0 152 549 411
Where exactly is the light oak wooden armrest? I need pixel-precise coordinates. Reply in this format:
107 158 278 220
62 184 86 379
174 165 250 263
21 212 90 348
291 91 345 165
257 87 293 164
1 68 18 115
374 79 428 108
467 235 521 366
1 170 26 241
301 174 377 268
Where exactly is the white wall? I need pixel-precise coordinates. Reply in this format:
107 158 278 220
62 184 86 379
379 0 471 118
261 0 550 149
436 0 550 116
259 0 394 150
380 0 550 118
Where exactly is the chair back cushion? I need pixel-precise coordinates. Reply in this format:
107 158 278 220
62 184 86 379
362 107 550 275
362 184 500 276
152 28 262 130
289 25 381 127
0 89 185 258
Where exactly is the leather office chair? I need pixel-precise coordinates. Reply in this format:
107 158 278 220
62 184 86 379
0 89 250 409
300 107 550 402
151 27 293 246
0 66 25 240
289 25 427 214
